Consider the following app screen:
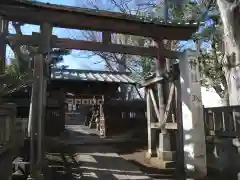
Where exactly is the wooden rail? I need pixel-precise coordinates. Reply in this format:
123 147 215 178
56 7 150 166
204 105 240 138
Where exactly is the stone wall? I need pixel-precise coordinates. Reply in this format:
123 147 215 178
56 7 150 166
206 138 240 179
0 104 16 180
0 151 12 180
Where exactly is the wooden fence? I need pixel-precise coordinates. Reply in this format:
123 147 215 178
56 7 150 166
0 104 16 180
204 105 240 178
102 100 146 137
0 104 16 154
204 106 239 139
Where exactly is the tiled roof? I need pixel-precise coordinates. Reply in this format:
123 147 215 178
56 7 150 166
51 69 136 84
3 0 202 27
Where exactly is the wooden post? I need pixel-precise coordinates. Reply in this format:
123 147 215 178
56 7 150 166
37 23 52 175
99 95 106 138
29 55 40 179
0 17 8 91
102 31 111 44
146 88 156 156
173 63 185 180
36 53 44 177
155 40 165 122
28 23 52 180
155 39 176 167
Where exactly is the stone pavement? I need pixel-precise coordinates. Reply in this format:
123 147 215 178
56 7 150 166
47 125 152 179
73 145 152 180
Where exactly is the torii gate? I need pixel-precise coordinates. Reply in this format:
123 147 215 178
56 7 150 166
0 1 206 179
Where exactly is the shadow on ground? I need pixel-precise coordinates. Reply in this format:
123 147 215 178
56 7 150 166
44 141 153 180
44 124 178 180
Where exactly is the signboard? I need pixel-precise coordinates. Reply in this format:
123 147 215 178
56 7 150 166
65 97 104 111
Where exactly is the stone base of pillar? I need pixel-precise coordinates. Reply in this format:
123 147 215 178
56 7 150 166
155 132 176 168
145 156 176 169
27 177 35 180
157 133 175 160
157 150 176 161
158 132 170 150
145 150 157 161
158 160 176 169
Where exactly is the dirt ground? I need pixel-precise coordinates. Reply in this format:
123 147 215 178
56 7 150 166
110 142 176 180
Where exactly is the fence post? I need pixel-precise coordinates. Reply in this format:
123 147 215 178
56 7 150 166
0 103 16 180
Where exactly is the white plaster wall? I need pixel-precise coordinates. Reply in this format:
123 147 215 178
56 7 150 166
201 87 223 107
138 85 223 107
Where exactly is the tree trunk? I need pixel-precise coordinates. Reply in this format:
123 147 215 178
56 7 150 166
222 91 229 106
217 0 240 105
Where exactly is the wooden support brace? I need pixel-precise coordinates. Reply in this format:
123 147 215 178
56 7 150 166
163 83 175 123
148 83 177 130
149 89 161 122
146 88 156 156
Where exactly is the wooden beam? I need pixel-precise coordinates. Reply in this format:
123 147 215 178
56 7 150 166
7 34 182 59
149 89 161 122
151 122 177 130
141 76 163 87
0 1 198 40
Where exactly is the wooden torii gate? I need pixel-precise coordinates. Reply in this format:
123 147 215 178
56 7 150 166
0 1 198 180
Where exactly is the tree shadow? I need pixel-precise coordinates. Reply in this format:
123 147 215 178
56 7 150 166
128 160 176 179
45 143 152 180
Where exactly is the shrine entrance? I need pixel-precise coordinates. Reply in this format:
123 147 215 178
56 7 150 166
0 1 200 180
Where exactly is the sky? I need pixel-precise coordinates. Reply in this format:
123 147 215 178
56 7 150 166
7 0 106 70
6 0 200 70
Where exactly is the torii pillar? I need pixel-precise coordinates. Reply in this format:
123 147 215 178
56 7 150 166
179 49 207 178
0 16 8 90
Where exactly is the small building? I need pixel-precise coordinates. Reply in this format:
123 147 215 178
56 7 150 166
5 68 140 136
50 68 137 126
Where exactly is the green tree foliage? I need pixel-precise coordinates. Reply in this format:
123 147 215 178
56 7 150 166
0 58 31 96
50 49 71 67
192 3 228 101
0 48 70 97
